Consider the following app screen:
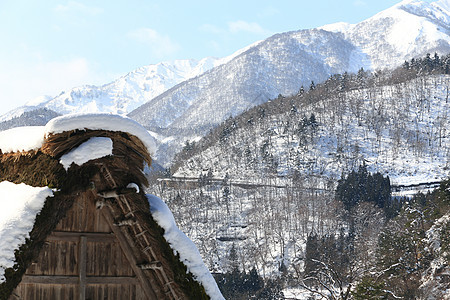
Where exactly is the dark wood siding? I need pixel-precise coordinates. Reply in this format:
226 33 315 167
11 191 146 300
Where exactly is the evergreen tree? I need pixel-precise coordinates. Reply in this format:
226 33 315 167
246 267 264 292
336 164 391 212
352 277 388 299
309 113 318 130
304 233 320 277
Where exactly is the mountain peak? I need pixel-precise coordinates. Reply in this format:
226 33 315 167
1 0 449 168
394 0 450 25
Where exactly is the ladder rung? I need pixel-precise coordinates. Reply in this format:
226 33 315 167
139 261 162 270
135 230 147 237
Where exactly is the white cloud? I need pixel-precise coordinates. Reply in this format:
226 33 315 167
228 20 270 35
54 1 103 15
128 28 180 58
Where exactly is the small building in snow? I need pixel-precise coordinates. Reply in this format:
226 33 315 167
0 114 223 300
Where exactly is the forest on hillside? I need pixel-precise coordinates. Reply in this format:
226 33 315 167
149 53 450 299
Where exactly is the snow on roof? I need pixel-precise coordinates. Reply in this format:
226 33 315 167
147 194 225 300
0 181 53 282
44 113 156 156
0 113 156 157
59 137 113 170
0 126 46 153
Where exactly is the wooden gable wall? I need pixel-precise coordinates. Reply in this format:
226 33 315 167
10 189 149 300
2 131 207 300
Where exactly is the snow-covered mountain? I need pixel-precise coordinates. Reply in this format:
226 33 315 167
1 0 449 166
129 0 450 165
129 29 366 130
0 56 237 123
0 39 262 124
321 0 450 69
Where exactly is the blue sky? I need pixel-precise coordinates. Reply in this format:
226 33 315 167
0 0 401 115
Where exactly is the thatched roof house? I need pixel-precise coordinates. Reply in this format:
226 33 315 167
0 114 223 300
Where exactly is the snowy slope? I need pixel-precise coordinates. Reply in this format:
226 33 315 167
149 74 450 294
129 0 450 165
320 0 450 69
173 74 450 186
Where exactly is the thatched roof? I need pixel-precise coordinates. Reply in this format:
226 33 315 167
0 114 222 300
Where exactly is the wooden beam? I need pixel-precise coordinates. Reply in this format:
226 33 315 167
86 276 138 285
46 231 116 242
100 206 159 300
79 235 87 300
21 275 138 285
21 275 78 285
139 261 163 270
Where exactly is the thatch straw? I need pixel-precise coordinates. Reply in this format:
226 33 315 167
42 129 152 167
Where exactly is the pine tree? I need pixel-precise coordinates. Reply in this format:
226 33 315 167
336 164 391 211
304 233 320 277
246 267 263 292
352 277 387 299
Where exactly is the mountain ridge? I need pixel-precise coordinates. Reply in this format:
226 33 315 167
1 0 449 167
129 0 450 165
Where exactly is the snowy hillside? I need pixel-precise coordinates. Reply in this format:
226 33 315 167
321 0 450 70
172 74 450 186
130 0 450 166
150 70 450 299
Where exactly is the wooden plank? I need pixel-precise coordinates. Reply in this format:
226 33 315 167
86 276 138 285
46 231 116 242
21 275 79 284
25 241 79 277
21 275 138 285
100 206 159 300
79 236 87 300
